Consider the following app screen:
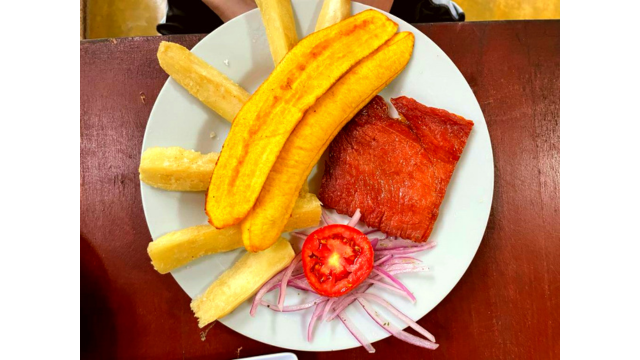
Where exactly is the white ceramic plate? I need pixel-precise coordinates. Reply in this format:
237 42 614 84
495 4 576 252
141 0 493 352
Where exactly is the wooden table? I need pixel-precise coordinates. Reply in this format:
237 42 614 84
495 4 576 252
81 20 559 359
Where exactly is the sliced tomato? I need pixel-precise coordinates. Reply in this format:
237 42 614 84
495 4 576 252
301 224 374 297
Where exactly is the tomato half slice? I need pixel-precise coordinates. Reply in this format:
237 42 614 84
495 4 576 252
301 224 374 297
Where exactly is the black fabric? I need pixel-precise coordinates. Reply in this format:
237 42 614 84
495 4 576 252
157 0 465 35
390 0 465 23
157 0 223 35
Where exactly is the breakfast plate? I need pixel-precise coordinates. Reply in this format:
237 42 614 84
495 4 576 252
141 0 494 351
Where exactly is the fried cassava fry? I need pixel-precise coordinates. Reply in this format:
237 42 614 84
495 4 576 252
190 238 295 327
315 0 351 31
157 41 250 122
139 147 219 191
255 0 299 64
148 192 320 273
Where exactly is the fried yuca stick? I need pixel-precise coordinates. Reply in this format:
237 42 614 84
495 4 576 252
255 0 299 65
148 192 320 274
139 147 313 194
315 0 351 31
157 41 250 122
191 238 295 327
139 147 219 191
206 10 398 229
241 32 415 252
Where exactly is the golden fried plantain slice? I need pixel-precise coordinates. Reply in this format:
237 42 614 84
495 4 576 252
206 10 398 229
241 32 415 252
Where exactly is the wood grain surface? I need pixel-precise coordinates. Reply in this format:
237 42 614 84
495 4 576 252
81 20 559 359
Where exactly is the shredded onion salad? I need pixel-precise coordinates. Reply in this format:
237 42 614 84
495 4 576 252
250 208 438 352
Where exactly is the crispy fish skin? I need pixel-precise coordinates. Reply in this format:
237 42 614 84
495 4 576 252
190 238 294 327
157 42 250 122
206 10 398 229
148 192 320 274
241 32 415 252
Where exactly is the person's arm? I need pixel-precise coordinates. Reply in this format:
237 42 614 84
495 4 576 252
202 0 257 22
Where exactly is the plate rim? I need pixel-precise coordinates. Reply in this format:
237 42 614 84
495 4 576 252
140 0 494 352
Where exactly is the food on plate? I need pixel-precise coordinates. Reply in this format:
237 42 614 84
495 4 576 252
142 2 474 352
315 0 351 31
251 210 439 352
241 32 415 252
149 224 241 274
139 147 219 191
319 96 474 242
255 0 299 65
139 147 309 193
301 224 374 297
205 10 398 229
148 192 321 274
191 238 295 327
157 41 250 122
284 191 322 230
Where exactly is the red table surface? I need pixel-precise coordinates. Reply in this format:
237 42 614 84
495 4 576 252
81 20 559 359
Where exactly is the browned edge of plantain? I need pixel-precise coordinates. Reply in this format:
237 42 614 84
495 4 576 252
241 32 415 252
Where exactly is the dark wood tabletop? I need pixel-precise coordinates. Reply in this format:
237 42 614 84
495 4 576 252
81 20 559 359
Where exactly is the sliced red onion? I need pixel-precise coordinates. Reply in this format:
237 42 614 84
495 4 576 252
356 293 436 342
369 237 379 249
260 276 312 295
297 223 324 235
363 278 416 303
357 298 438 350
289 273 306 281
381 258 422 268
374 254 392 266
321 209 335 225
386 266 431 275
278 254 301 310
261 297 326 312
308 301 326 341
374 242 437 256
288 279 315 292
372 267 416 302
322 297 336 321
326 294 357 322
251 270 285 316
338 311 375 353
384 263 430 272
326 283 374 322
291 228 317 239
347 208 361 227
386 256 422 264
